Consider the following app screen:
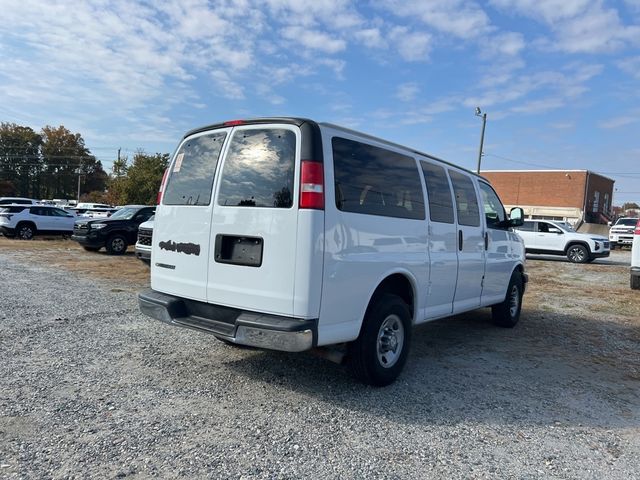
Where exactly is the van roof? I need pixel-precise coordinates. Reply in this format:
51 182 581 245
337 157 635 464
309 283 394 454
183 117 481 179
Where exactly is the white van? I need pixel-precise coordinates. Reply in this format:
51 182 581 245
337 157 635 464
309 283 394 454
139 118 527 385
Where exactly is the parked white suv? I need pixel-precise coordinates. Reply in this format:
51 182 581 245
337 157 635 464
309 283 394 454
514 220 609 263
138 118 527 386
609 217 639 249
0 204 77 239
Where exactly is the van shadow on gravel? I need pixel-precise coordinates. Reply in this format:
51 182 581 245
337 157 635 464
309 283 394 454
222 307 640 430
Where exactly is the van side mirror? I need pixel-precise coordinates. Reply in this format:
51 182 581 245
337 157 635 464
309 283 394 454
508 207 524 227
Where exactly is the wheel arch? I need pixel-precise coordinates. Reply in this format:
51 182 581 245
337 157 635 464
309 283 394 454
564 240 591 254
363 270 418 327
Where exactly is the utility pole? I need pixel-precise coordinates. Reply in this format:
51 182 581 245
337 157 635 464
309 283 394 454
475 107 487 174
76 165 82 202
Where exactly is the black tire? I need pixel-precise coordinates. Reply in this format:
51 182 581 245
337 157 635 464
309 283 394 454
16 222 36 240
631 273 640 290
492 271 523 328
566 244 589 263
105 234 127 255
347 293 412 387
83 246 100 252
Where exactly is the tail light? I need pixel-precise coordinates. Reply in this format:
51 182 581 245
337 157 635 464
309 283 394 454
157 168 168 205
224 120 245 127
635 219 640 235
299 161 324 210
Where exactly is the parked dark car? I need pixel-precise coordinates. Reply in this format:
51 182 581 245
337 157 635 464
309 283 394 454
71 205 155 255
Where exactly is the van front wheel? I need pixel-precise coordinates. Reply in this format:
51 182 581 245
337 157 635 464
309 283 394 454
492 272 523 328
347 294 412 387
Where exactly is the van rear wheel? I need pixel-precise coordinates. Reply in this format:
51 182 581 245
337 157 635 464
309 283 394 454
492 271 523 328
347 294 411 387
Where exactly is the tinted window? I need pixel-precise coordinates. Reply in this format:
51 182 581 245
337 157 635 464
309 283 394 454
448 170 480 227
1 206 26 213
478 182 506 228
30 207 47 216
163 131 227 206
420 162 454 224
218 129 295 208
333 137 425 220
518 221 534 231
49 208 71 217
136 208 155 222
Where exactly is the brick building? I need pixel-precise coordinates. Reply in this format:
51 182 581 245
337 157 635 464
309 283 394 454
481 170 614 226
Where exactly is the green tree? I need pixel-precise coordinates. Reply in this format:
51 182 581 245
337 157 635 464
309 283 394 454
622 202 640 211
122 151 169 205
41 125 107 199
0 123 43 197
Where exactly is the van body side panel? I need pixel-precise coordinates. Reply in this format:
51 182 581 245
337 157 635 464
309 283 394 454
292 210 324 319
317 127 428 346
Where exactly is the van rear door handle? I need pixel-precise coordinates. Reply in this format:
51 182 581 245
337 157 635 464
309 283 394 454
458 230 463 251
484 232 488 250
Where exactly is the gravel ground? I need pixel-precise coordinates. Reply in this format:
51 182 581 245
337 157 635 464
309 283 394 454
1 246 639 479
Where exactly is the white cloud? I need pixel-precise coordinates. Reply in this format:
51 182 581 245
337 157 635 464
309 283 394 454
354 28 387 49
489 0 591 23
395 83 421 102
381 0 492 39
388 27 432 61
481 32 526 57
491 0 640 53
280 26 346 53
599 115 638 129
617 56 640 79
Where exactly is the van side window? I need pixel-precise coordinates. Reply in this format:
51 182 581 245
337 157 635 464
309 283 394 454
478 182 506 228
163 132 227 206
332 137 425 220
420 162 454 224
448 170 480 227
218 129 295 208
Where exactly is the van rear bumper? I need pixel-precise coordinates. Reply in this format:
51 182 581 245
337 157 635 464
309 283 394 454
138 289 317 352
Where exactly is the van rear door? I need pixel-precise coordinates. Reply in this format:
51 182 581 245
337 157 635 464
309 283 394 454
206 124 301 317
151 128 230 301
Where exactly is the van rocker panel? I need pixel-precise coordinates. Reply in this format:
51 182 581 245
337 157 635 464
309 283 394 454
138 289 317 352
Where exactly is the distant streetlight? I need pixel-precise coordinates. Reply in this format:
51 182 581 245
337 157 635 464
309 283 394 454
475 107 487 174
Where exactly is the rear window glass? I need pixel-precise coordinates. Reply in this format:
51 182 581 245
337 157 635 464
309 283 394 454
217 128 296 208
163 131 227 206
332 137 425 220
1 206 27 213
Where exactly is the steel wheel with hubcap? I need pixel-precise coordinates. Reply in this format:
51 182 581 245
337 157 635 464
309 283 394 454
492 271 523 328
348 293 412 386
566 244 589 263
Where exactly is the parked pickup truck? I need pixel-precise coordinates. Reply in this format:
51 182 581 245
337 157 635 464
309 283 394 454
72 205 155 255
514 219 609 263
609 217 639 249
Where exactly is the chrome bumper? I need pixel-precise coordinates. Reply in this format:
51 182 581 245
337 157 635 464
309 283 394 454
138 289 316 352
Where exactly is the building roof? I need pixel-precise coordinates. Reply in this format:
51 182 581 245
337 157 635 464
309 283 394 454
481 169 615 183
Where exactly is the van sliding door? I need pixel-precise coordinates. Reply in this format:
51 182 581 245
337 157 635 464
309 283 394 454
421 162 458 318
448 170 485 313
